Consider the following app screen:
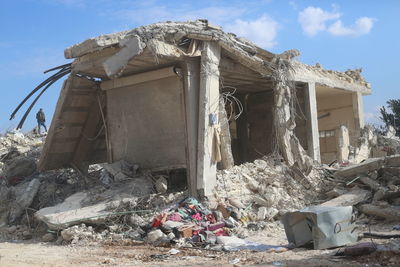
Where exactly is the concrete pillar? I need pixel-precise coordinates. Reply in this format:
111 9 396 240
196 41 221 197
337 125 350 162
219 98 234 169
183 58 200 196
352 91 365 132
304 82 321 162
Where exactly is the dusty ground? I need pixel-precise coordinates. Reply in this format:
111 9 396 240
1 240 399 267
1 220 399 267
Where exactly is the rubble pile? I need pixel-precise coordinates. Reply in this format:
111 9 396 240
352 125 400 164
214 158 327 220
328 154 400 221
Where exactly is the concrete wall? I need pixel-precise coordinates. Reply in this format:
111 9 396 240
317 92 356 163
107 75 186 169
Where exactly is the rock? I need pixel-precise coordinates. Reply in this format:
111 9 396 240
265 208 279 221
334 158 384 179
129 214 145 226
7 225 17 234
321 189 371 207
22 230 32 240
228 198 245 209
61 228 74 241
359 204 400 221
167 232 176 240
216 235 246 246
0 185 13 227
8 178 41 223
5 157 37 178
42 233 56 242
373 189 387 201
257 207 267 220
146 229 167 243
155 176 168 193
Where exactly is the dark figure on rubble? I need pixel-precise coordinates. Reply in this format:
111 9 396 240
36 108 47 134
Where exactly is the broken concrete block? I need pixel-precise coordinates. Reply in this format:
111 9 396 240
386 155 400 167
146 229 167 243
0 185 12 227
103 35 145 78
359 204 400 221
360 176 382 191
321 189 371 207
8 178 41 223
35 194 135 229
5 157 37 178
257 207 267 220
42 233 56 242
216 235 246 246
155 176 168 193
325 187 348 199
334 158 384 179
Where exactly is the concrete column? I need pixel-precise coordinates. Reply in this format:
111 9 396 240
196 41 221 197
337 125 350 162
183 58 200 196
352 91 365 132
304 82 321 162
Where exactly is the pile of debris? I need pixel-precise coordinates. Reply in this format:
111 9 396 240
351 125 400 164
326 154 400 221
214 158 327 221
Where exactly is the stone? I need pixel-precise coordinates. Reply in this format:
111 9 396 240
42 233 56 242
22 230 32 240
321 189 371 207
5 157 37 178
216 235 246 246
155 176 168 193
257 207 267 220
8 178 41 223
7 225 17 234
146 229 167 243
334 158 384 179
265 208 279 221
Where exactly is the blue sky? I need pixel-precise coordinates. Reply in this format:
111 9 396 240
0 0 399 132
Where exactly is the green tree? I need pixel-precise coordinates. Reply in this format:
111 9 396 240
380 99 400 136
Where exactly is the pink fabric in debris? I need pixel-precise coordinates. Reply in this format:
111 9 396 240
191 213 202 221
168 213 182 222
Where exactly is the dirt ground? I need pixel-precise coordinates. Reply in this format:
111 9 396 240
1 220 399 267
1 240 400 267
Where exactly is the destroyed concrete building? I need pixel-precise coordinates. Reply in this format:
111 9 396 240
39 20 371 197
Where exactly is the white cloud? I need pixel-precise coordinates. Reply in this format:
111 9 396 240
298 6 341 36
328 17 376 37
224 15 279 49
107 3 279 48
298 6 375 37
110 5 246 27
